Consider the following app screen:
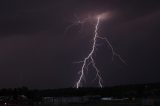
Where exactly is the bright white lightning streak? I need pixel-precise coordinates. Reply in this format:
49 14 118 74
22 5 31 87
76 15 126 88
76 16 102 88
97 36 127 65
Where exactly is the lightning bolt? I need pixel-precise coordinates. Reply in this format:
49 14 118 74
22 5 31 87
76 16 102 88
75 15 126 88
64 14 90 35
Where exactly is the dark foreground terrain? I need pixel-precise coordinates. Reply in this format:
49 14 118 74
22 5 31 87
0 83 160 106
0 99 159 106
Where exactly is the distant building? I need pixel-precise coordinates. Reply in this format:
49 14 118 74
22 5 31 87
54 96 82 104
43 97 54 104
42 96 98 105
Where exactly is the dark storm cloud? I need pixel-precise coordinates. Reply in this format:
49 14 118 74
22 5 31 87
0 0 160 88
0 0 159 35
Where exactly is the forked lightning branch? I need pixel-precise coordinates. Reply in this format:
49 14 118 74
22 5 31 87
65 13 126 88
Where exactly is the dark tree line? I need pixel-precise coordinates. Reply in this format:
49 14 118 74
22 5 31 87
0 83 160 99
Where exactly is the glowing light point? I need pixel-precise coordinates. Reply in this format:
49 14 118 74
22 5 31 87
97 13 107 20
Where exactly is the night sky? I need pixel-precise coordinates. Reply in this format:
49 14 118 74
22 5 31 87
0 0 160 89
